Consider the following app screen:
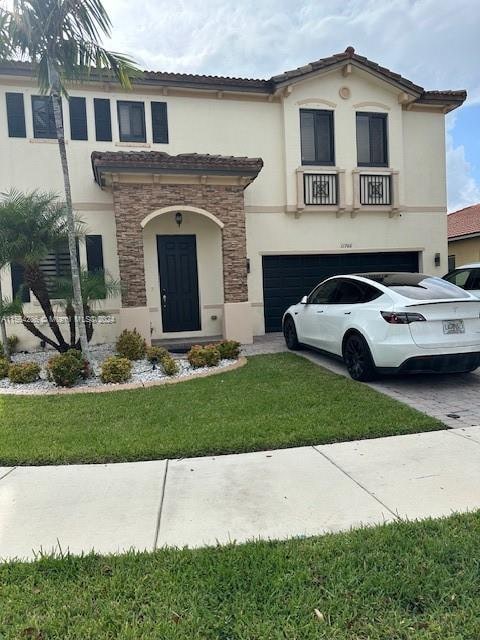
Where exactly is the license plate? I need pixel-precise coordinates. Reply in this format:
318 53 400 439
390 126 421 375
443 319 465 335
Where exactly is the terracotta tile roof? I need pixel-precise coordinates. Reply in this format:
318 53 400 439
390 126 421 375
91 151 264 184
0 49 466 110
448 203 480 239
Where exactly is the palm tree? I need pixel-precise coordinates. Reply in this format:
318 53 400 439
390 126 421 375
0 190 73 352
0 0 137 365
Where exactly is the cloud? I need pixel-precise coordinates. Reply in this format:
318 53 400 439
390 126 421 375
101 0 480 208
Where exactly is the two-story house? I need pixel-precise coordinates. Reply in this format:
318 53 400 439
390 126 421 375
0 47 466 347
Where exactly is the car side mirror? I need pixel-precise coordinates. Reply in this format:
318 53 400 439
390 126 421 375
301 295 308 304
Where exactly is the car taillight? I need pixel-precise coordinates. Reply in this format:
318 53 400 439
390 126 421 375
381 311 426 324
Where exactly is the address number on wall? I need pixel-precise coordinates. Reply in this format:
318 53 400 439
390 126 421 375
341 243 353 248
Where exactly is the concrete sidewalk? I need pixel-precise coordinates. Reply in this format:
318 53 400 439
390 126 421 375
1 427 480 561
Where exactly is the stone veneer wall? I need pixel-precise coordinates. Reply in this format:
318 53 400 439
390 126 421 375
112 182 248 307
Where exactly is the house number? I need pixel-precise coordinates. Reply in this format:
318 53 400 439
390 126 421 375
341 243 353 248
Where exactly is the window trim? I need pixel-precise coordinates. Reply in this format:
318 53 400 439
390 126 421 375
117 100 146 143
300 108 335 167
356 111 389 168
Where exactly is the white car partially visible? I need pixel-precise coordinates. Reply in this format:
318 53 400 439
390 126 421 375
282 273 480 381
444 263 480 299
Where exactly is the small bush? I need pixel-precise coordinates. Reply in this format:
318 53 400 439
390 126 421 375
7 335 19 353
116 329 146 361
0 342 4 357
101 356 132 384
8 362 40 384
146 345 168 364
65 348 90 379
187 344 221 368
161 354 179 377
0 358 9 378
47 352 84 387
216 340 241 360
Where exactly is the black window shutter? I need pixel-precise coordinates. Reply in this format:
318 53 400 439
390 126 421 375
69 97 88 140
6 93 26 138
11 263 30 303
86 235 104 273
151 101 169 143
94 98 112 141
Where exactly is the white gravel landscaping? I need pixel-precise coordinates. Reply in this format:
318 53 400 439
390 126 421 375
0 343 238 395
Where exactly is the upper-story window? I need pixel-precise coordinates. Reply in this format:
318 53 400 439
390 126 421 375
300 109 335 166
356 112 388 167
117 100 146 143
32 95 58 139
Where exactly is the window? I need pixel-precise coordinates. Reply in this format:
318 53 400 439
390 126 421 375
6 93 26 138
308 279 339 304
448 255 456 272
445 268 480 291
151 101 169 143
300 109 334 166
11 263 30 303
356 112 388 167
69 97 88 140
94 98 112 141
117 101 146 142
86 235 104 274
39 243 72 293
32 95 59 139
362 273 470 300
332 280 382 304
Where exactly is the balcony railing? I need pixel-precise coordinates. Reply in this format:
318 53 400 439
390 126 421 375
304 173 338 206
359 174 391 205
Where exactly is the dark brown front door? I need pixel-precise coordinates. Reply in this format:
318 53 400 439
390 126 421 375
157 235 201 333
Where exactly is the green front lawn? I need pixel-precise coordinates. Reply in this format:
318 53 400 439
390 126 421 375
1 512 479 639
0 353 442 465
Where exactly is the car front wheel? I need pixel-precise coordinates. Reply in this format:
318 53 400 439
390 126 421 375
343 333 377 381
283 316 301 350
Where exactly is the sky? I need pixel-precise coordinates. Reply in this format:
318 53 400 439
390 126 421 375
102 0 480 212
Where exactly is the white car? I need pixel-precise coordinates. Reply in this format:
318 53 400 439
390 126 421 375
282 273 480 381
444 263 480 298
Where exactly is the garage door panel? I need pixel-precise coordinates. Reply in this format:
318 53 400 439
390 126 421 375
262 251 419 332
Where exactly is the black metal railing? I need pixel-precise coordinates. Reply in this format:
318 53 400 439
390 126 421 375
359 174 391 205
304 173 338 205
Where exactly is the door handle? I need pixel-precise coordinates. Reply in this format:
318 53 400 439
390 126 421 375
162 292 167 306
316 310 324 314
344 311 351 315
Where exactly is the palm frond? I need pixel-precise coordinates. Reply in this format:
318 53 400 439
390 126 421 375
1 0 139 96
51 269 122 306
0 295 23 321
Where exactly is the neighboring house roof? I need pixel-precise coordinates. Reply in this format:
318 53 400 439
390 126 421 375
91 151 264 185
448 203 480 239
0 47 466 110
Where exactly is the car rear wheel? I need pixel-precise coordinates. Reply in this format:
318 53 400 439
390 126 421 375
283 316 301 350
343 333 377 381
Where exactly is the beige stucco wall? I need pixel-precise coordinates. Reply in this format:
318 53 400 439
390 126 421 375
0 63 450 345
448 237 480 267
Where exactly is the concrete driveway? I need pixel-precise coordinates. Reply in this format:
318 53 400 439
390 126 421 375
244 334 480 429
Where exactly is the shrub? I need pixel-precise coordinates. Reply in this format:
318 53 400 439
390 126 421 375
161 354 179 377
8 362 40 384
187 344 221 368
146 345 168 364
101 356 132 384
116 329 146 360
216 340 241 360
65 348 90 379
46 352 84 387
7 335 19 353
0 358 9 378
